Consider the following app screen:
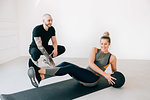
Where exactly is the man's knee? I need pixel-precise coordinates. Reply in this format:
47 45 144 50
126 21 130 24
61 46 66 54
58 45 66 54
29 48 41 61
31 54 40 61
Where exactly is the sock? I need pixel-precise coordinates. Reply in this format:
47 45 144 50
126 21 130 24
43 67 61 79
45 67 60 76
44 74 54 79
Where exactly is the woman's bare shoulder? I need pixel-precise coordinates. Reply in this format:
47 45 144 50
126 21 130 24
110 54 117 63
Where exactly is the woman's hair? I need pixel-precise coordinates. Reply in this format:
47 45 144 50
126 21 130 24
100 32 111 43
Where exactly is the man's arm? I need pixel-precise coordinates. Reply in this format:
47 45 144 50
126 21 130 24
34 37 54 63
51 36 58 57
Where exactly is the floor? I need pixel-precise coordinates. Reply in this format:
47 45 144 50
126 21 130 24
0 56 150 100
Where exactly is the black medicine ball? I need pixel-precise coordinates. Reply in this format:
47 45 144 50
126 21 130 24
111 71 125 88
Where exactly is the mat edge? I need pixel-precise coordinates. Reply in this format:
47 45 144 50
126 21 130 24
0 94 7 100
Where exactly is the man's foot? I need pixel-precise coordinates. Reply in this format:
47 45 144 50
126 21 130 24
28 67 39 88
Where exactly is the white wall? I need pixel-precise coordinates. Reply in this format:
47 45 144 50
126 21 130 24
18 0 150 60
0 0 19 64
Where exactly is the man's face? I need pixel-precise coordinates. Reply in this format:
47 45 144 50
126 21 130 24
43 16 53 27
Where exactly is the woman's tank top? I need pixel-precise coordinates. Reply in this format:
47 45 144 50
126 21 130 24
87 49 111 76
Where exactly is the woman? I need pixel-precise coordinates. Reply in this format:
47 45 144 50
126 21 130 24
28 32 117 88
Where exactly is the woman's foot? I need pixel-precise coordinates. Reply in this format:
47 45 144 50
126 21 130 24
40 74 45 80
38 68 46 74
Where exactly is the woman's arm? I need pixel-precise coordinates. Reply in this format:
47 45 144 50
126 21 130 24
110 55 117 72
88 47 116 85
88 47 107 77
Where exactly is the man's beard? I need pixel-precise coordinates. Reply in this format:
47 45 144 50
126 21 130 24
45 23 51 28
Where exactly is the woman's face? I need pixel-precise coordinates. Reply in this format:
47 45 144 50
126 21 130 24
100 39 110 52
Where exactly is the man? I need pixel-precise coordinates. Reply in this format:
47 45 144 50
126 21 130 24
29 13 65 67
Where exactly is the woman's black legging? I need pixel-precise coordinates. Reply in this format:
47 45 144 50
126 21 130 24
54 62 100 83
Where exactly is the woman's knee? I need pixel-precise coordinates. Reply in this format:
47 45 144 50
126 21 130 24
61 62 71 65
56 62 77 67
66 64 80 71
56 62 70 67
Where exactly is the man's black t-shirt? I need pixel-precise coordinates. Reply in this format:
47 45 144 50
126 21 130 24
30 24 55 49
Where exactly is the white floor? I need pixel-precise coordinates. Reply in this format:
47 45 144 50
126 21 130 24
0 56 150 100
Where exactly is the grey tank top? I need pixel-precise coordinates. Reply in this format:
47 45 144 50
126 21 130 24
87 49 111 76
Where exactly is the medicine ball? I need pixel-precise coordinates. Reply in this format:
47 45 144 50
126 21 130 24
111 71 125 88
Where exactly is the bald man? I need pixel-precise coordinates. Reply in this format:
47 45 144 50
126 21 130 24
29 14 65 67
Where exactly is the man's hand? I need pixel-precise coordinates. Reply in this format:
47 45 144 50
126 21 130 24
51 49 58 58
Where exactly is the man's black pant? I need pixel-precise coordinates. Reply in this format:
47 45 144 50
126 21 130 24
29 45 65 61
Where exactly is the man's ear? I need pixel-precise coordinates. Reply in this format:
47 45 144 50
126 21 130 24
43 19 45 23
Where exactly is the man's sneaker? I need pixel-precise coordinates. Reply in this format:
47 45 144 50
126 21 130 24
28 59 41 84
28 67 39 88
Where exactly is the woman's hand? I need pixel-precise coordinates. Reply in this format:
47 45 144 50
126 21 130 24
104 73 116 85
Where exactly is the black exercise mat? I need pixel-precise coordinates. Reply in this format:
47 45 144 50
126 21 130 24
0 76 111 100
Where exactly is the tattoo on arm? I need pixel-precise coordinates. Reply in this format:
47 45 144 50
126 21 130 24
34 37 52 61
